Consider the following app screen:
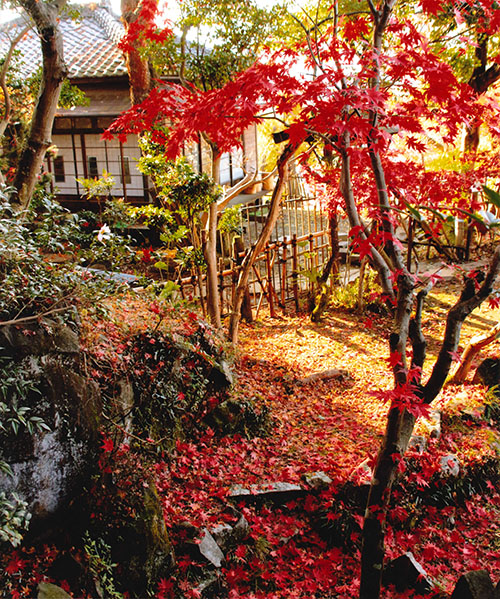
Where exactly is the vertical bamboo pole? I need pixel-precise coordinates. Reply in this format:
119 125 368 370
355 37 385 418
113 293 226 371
292 234 299 312
218 257 225 315
281 237 288 312
308 234 315 293
194 272 206 317
265 244 276 317
231 245 237 304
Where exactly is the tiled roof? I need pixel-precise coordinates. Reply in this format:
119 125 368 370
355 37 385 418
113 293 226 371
0 2 127 80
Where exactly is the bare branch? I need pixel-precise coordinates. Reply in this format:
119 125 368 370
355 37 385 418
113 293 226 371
290 13 324 74
0 306 72 327
366 0 378 19
0 24 31 138
424 245 500 401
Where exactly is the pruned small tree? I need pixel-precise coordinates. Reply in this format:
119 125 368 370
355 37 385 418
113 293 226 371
110 0 279 328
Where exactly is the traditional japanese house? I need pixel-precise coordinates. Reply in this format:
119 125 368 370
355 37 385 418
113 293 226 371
0 1 259 209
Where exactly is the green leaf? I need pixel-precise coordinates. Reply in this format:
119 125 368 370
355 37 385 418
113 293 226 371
0 461 13 476
482 185 500 208
405 204 423 222
159 281 180 301
154 260 169 271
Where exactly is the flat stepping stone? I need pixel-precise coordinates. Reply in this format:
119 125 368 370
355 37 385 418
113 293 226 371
229 482 304 502
383 552 435 594
199 528 224 568
79 267 139 285
302 471 333 490
297 368 349 385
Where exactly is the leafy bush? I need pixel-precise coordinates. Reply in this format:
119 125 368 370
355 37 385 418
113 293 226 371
218 205 242 235
76 170 115 202
102 198 133 229
0 189 128 322
83 533 123 599
125 321 230 449
0 356 50 547
0 492 30 547
127 204 174 230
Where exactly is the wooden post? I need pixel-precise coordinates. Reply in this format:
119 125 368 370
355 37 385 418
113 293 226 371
281 237 287 312
218 257 225 315
465 221 473 262
330 212 340 287
119 142 128 202
178 278 186 301
308 234 315 293
233 236 253 322
292 233 299 312
71 128 80 198
194 271 206 318
265 244 276 317
231 244 238 304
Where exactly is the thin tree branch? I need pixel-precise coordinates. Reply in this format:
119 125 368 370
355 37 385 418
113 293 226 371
0 305 72 327
424 245 500 401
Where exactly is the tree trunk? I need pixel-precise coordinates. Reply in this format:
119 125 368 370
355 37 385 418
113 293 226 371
339 140 394 299
11 0 67 209
233 235 253 323
310 212 340 322
203 142 221 329
360 407 416 598
228 142 295 344
121 0 153 105
464 31 500 155
359 246 500 599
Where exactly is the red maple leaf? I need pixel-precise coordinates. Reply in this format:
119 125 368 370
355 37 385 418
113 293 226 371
363 317 373 329
156 577 175 599
488 295 500 309
5 553 26 575
101 436 114 453
406 135 427 153
387 350 402 368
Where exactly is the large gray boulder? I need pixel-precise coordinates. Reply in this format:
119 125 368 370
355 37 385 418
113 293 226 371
451 570 495 599
474 358 500 394
0 318 101 525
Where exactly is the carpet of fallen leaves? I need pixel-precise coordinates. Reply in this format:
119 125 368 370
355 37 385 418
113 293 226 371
150 280 500 598
2 280 500 599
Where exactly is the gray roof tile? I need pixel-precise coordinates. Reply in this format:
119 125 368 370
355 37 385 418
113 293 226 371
0 3 127 80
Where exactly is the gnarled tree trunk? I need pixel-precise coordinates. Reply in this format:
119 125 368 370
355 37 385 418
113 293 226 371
359 250 500 599
465 31 500 155
11 0 67 209
448 321 500 384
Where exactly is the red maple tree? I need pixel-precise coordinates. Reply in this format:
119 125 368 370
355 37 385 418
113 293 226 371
105 1 500 596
